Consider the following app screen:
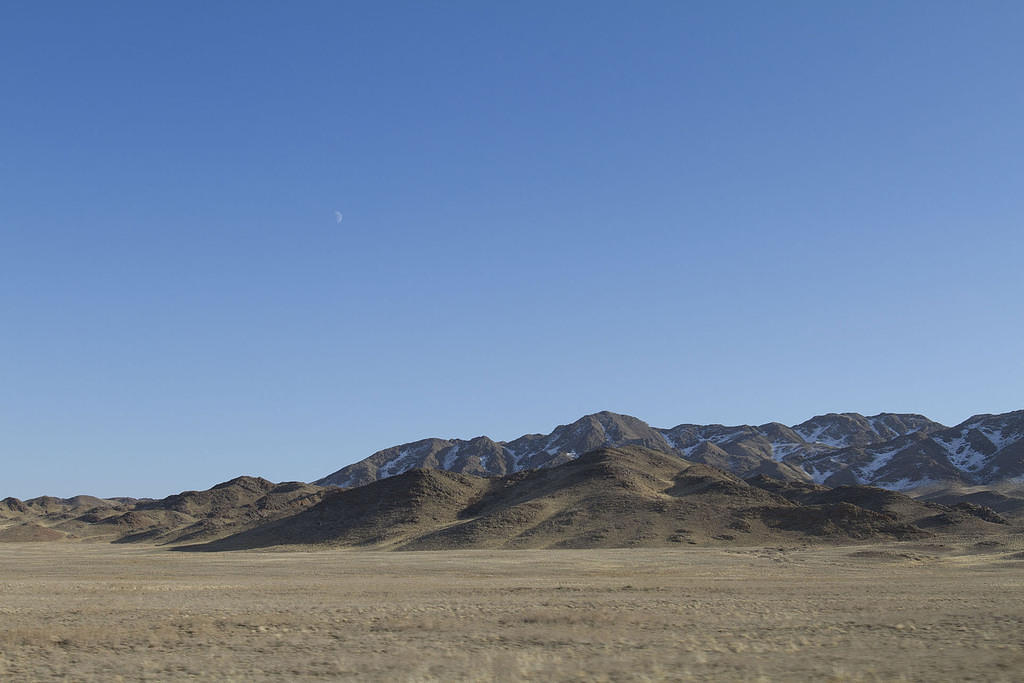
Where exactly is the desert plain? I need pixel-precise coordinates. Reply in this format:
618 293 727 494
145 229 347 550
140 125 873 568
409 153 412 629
1 538 1021 681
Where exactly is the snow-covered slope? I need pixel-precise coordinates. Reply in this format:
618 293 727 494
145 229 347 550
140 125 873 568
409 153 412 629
798 411 1024 489
791 412 942 449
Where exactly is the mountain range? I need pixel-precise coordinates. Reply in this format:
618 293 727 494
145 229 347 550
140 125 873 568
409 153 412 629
1 409 1020 551
198 446 1008 551
6 444 1016 550
317 410 1024 491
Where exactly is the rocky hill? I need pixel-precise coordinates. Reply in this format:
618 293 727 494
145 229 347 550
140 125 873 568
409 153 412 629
0 477 329 545
2 409 1020 550
191 447 1010 551
2 445 1017 550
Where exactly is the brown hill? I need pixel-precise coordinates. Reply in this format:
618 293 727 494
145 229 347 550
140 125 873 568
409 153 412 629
915 482 1024 522
1 497 29 516
4 450 1015 551
185 447 940 552
0 477 332 545
188 469 490 550
101 477 329 544
747 476 1010 532
0 522 66 542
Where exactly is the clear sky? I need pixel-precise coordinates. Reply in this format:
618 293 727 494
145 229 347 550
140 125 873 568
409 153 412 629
2 2 1022 499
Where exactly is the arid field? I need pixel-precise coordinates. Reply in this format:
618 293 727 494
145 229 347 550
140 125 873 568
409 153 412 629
0 539 1021 681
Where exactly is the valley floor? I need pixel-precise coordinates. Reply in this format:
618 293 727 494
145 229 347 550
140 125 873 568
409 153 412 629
0 540 1022 681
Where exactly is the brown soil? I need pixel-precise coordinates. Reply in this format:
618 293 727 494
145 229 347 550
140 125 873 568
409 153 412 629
0 522 66 542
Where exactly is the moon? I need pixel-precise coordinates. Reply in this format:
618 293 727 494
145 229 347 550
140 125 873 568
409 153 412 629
334 211 344 224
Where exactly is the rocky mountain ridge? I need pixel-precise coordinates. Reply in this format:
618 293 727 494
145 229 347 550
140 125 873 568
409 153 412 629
2 447 1019 550
190 447 1011 551
317 410 1023 492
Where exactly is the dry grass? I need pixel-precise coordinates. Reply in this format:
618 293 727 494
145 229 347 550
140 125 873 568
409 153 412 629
0 539 1022 681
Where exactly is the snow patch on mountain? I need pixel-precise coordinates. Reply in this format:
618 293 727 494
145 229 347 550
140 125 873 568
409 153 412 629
980 426 1020 451
680 443 702 457
381 447 415 477
769 441 805 461
885 477 937 492
858 444 906 478
866 415 887 437
804 463 837 485
794 424 846 448
935 431 986 471
442 444 461 470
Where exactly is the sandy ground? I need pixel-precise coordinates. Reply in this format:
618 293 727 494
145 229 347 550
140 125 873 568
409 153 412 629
0 540 1022 681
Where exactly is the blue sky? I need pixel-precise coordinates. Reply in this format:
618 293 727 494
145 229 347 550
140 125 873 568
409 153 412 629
2 2 1022 498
